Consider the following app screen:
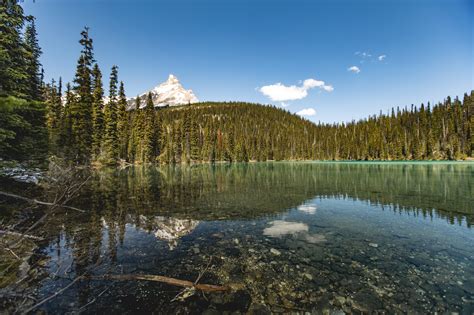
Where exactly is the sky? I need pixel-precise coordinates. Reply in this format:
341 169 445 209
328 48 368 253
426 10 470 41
23 0 473 123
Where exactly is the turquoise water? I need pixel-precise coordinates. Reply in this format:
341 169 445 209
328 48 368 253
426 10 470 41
28 162 474 313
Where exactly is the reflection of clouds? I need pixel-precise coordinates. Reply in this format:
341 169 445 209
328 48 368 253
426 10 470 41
263 220 327 244
263 220 309 237
297 204 317 214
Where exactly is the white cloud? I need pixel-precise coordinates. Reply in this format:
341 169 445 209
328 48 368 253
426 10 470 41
348 66 360 73
296 108 316 116
303 78 325 88
280 102 290 107
259 83 308 102
259 77 333 102
322 85 334 92
378 54 386 61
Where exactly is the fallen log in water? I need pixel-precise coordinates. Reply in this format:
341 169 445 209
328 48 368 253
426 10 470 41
88 274 229 293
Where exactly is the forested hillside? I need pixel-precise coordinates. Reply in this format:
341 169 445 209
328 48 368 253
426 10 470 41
121 97 474 164
311 95 473 160
129 101 319 163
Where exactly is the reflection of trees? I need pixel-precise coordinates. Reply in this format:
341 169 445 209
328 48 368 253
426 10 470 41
300 162 474 226
49 162 472 285
87 163 472 226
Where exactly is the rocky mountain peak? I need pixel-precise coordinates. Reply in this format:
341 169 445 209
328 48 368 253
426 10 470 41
128 74 198 109
166 74 179 84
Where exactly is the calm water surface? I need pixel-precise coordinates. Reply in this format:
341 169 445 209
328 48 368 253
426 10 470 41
30 163 474 313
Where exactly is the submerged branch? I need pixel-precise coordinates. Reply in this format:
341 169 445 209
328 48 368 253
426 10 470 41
24 275 85 313
0 229 44 241
0 191 85 213
88 274 229 293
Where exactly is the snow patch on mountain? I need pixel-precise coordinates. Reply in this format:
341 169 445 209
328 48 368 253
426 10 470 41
127 74 199 109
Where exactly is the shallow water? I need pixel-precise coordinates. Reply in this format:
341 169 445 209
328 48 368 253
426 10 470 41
23 163 474 313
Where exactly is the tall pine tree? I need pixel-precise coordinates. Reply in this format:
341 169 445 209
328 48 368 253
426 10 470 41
91 63 104 159
23 17 42 100
0 0 28 98
45 78 62 151
58 83 74 159
103 65 119 164
117 81 128 160
70 27 94 163
142 92 156 163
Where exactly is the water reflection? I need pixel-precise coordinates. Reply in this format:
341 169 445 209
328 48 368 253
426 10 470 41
133 215 199 250
263 220 309 237
8 162 474 313
297 203 317 214
79 162 474 225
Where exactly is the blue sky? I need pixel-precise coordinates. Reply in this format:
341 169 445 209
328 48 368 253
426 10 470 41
24 0 472 123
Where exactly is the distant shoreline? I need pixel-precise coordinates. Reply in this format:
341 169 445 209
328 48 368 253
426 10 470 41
112 159 474 168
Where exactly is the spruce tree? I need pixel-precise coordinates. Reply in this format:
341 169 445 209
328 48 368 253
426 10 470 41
70 27 94 163
24 17 42 100
103 65 119 164
0 0 28 98
58 83 74 158
117 81 128 160
91 63 104 159
142 92 156 163
45 78 62 151
127 96 141 162
190 119 200 162
58 77 62 98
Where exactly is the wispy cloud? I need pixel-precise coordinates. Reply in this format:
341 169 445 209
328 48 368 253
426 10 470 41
348 66 361 73
322 85 334 92
296 108 316 116
355 51 372 58
355 51 387 63
259 77 333 102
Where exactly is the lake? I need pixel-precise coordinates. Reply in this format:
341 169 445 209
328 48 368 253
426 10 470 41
15 162 474 313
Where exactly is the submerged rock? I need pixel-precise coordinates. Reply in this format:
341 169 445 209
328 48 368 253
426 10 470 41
303 273 313 281
270 248 281 256
304 233 327 244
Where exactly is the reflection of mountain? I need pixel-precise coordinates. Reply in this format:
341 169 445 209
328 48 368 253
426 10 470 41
135 215 199 250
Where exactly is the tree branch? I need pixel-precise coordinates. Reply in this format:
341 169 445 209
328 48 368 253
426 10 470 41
0 191 85 213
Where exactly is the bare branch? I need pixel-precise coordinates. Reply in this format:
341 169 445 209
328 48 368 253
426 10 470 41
0 230 44 241
88 274 229 293
0 191 85 213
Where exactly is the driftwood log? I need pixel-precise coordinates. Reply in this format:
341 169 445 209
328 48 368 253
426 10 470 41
89 274 229 292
